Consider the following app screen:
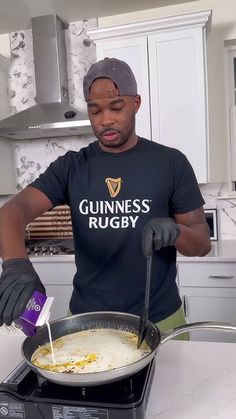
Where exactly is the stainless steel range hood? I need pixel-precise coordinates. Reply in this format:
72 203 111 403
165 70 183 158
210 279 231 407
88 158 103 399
0 14 92 140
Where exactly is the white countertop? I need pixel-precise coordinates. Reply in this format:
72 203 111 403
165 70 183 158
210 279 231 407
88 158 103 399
147 340 236 419
1 329 236 419
177 239 236 262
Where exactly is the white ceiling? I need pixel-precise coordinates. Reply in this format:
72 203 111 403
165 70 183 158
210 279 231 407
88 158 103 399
0 0 198 34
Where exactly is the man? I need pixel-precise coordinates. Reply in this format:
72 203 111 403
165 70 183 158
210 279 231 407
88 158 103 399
0 58 211 334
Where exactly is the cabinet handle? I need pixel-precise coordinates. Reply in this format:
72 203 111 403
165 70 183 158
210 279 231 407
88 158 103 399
182 295 188 318
208 275 234 279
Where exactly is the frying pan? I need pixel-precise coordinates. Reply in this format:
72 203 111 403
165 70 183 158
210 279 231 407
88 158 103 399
22 311 236 386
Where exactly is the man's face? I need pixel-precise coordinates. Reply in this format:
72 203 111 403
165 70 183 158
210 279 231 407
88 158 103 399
87 78 141 152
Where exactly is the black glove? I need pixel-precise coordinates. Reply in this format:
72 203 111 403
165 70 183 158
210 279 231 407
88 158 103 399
0 258 45 326
142 218 181 258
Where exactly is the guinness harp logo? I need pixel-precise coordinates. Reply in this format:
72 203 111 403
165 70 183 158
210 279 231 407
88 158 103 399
105 177 122 198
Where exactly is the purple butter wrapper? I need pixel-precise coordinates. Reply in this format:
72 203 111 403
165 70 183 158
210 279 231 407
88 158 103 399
14 290 54 336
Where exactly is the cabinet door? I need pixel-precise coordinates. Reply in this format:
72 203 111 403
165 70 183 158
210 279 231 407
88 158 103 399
32 261 76 321
0 57 16 195
96 37 151 139
148 29 208 183
226 49 236 186
180 287 236 343
0 140 17 194
0 56 10 120
229 106 236 181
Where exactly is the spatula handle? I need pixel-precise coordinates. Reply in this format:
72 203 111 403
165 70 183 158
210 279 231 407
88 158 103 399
137 255 153 348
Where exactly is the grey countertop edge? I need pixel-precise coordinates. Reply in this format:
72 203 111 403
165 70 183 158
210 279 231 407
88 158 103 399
0 255 76 263
29 255 75 263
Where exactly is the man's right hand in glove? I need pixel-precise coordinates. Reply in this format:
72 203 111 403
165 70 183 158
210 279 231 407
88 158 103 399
142 217 181 258
0 258 45 326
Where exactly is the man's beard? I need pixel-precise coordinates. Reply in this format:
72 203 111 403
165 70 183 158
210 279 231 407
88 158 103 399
97 116 136 148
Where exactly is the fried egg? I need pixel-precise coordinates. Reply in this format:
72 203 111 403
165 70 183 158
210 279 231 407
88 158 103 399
31 328 151 373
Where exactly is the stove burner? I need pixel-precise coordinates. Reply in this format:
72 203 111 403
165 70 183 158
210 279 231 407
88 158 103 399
25 239 75 256
0 360 155 419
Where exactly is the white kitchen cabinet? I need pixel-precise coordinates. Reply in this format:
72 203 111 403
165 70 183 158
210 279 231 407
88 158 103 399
148 29 208 183
95 36 151 139
0 139 17 195
87 10 222 184
31 259 76 321
0 54 10 121
178 261 236 343
224 44 236 193
0 55 17 195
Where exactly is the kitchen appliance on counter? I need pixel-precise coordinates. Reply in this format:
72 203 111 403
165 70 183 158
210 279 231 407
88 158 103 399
25 238 75 256
204 208 218 240
24 205 75 257
0 359 154 419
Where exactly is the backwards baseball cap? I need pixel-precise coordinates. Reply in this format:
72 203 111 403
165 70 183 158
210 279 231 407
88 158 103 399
83 57 138 101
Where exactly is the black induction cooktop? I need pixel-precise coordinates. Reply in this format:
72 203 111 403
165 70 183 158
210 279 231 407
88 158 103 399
0 360 155 419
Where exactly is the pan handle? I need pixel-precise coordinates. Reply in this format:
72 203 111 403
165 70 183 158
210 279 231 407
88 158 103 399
160 321 236 344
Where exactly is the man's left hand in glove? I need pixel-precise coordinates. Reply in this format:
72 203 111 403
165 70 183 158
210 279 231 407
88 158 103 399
0 258 45 326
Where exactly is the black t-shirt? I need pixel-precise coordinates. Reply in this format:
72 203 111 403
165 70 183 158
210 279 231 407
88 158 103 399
30 138 204 322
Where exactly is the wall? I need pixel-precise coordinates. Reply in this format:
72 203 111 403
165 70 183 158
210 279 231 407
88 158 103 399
1 6 236 239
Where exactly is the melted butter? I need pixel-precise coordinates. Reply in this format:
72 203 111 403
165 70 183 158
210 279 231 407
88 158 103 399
33 352 98 372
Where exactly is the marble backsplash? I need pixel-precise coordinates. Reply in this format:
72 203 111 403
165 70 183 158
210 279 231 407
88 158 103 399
1 17 236 241
14 136 94 190
200 183 236 241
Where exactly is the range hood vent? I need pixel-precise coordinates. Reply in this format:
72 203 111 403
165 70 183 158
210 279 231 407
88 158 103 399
0 14 92 140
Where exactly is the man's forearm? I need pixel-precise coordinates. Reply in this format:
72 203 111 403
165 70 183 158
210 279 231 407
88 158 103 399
175 223 211 257
0 187 53 261
0 204 28 260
